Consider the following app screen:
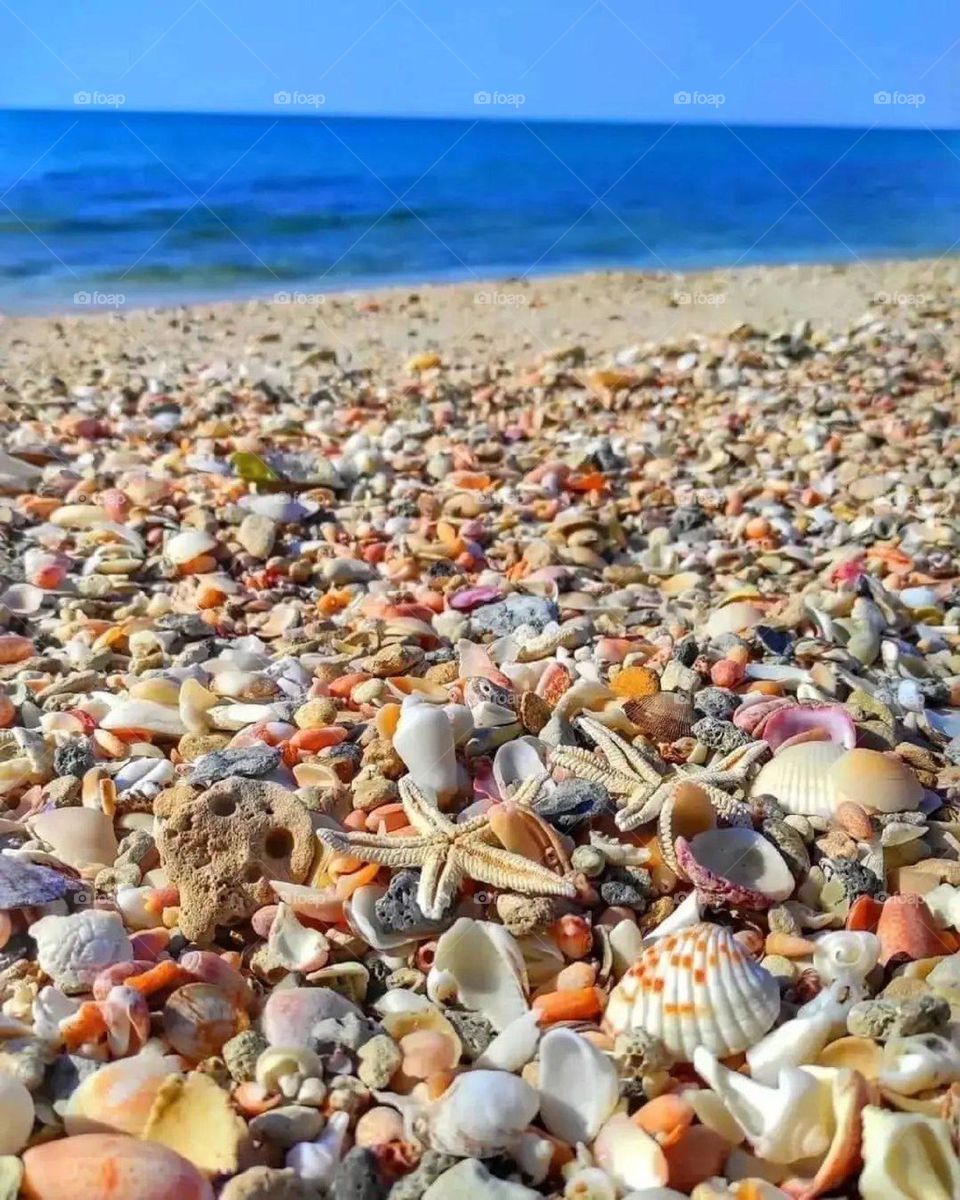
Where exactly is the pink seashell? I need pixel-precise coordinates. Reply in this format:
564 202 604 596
251 905 279 938
732 697 795 735
179 950 253 1008
93 961 158 1001
130 929 171 960
449 585 503 611
764 704 857 752
22 1133 213 1200
675 829 793 911
102 985 150 1057
457 640 511 687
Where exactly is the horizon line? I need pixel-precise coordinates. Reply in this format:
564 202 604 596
1 104 956 134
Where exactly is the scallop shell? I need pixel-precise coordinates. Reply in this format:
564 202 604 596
829 748 923 814
657 781 716 878
622 692 694 742
603 922 780 1060
750 740 846 819
676 827 794 909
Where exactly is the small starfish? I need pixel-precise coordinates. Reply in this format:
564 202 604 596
318 776 577 920
552 716 769 832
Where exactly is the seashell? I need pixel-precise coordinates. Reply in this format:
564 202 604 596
762 704 856 751
380 1002 463 1072
66 1054 183 1137
592 1113 669 1193
255 1046 324 1095
21 1134 214 1200
603 923 780 1060
693 1050 835 1165
285 1109 350 1186
877 893 951 964
49 503 109 529
141 1070 247 1175
538 1027 619 1144
621 692 694 742
30 909 132 992
178 678 217 735
428 918 528 1031
422 1069 539 1156
267 902 330 972
704 602 766 639
750 740 846 819
393 696 458 801
207 702 278 731
812 930 879 985
829 748 923 813
878 1033 960 1095
0 757 31 795
163 982 248 1061
493 738 546 797
101 699 187 738
0 1073 33 1154
261 987 361 1048
31 807 118 867
562 1166 619 1200
0 582 45 614
656 781 716 878
746 1009 838 1085
676 828 794 909
817 1034 882 1079
165 529 217 565
475 1010 542 1073
860 1105 960 1200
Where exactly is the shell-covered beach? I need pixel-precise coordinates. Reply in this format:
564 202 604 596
1 256 960 1199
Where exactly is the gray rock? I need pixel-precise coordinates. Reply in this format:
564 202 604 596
238 513 278 559
375 870 427 932
333 1148 386 1200
446 1011 495 1061
536 778 609 832
388 1152 459 1200
249 1104 325 1148
470 595 559 638
694 687 740 721
423 1160 539 1200
222 1029 268 1082
190 744 282 788
323 558 377 585
847 995 950 1042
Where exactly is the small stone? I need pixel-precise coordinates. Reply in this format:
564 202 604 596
445 1011 495 1061
423 1159 538 1200
0 857 66 908
821 857 884 901
495 893 556 936
816 829 858 859
600 872 649 910
40 776 81 808
190 745 281 788
693 687 740 720
570 844 606 878
238 514 278 559
356 1035 402 1090
470 595 559 638
761 954 798 985
249 1104 325 1148
352 774 399 812
692 715 735 750
222 1029 268 1083
294 698 339 729
177 732 232 762
847 995 950 1041
535 778 609 832
52 738 94 779
220 1167 316 1200
332 1149 387 1200
518 691 551 734
363 644 424 677
659 660 700 693
388 1152 459 1200
375 871 428 932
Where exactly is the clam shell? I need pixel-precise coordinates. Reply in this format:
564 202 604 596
677 827 794 909
657 781 716 878
165 529 217 565
829 748 923 814
622 692 694 742
762 703 857 751
750 740 846 818
65 1055 183 1137
538 1027 618 1144
428 918 528 1032
603 922 780 1060
425 1070 539 1157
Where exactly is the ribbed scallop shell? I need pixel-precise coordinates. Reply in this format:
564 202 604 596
622 692 694 743
749 740 845 818
604 922 780 1060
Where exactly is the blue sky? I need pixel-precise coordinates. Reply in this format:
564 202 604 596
0 0 957 127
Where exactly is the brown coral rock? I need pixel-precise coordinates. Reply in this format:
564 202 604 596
155 777 314 942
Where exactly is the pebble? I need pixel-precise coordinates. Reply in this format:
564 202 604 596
470 595 559 637
190 744 282 787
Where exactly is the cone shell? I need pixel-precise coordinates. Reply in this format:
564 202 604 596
750 739 846 819
622 692 694 742
603 922 780 1060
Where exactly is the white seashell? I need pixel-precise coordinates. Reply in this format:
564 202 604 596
178 677 217 734
268 903 330 973
347 885 445 952
29 909 132 993
0 1073 34 1153
0 758 32 795
683 826 794 903
604 923 780 1060
493 738 547 797
562 1167 619 1200
31 807 118 868
425 1070 539 1156
860 1105 960 1200
796 977 863 1030
751 740 846 818
116 886 157 930
920 883 960 930
442 703 474 746
0 583 45 614
393 696 458 801
878 1033 960 1095
475 1010 542 1073
285 1110 350 1185
515 932 565 988
812 930 880 985
538 1028 619 1144
471 700 520 729
693 1050 834 1164
49 503 109 529
592 1113 668 1193
704 602 765 639
207 702 278 731
746 1009 837 1085
101 699 187 737
423 1157 541 1200
429 918 528 1032
165 529 217 564
610 919 646 976
640 890 702 945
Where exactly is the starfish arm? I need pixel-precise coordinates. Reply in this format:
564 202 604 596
399 778 458 836
317 827 435 869
417 849 464 920
509 771 551 808
551 747 637 796
614 780 671 831
576 716 663 784
460 836 578 899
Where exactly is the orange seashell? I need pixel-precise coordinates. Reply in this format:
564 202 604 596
610 665 660 700
288 725 348 754
232 1081 282 1117
764 933 817 958
633 1093 695 1147
876 893 952 964
335 861 381 898
532 986 603 1024
536 661 573 706
21 1133 213 1200
162 983 247 1061
549 914 593 959
567 470 607 492
0 634 34 664
329 672 369 698
366 803 407 833
376 702 402 740
846 893 883 932
663 1124 730 1191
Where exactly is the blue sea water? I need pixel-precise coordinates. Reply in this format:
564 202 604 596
0 109 958 312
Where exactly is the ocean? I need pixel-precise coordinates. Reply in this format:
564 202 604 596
1 109 958 312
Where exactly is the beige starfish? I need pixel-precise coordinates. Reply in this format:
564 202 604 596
318 776 577 920
552 715 769 832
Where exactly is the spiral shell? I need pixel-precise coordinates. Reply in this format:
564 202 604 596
750 740 846 819
603 922 780 1060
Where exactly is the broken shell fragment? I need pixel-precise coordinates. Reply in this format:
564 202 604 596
677 827 794 909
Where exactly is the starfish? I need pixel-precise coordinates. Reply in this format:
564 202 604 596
552 715 770 832
318 776 577 920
